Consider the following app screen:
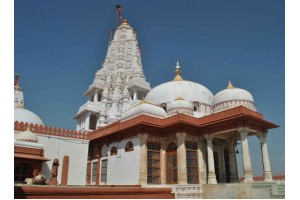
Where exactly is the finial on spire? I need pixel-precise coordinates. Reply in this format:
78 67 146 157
174 61 183 81
15 74 20 86
116 5 122 28
14 73 22 91
227 81 234 89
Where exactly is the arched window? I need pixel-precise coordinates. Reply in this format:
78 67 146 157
193 103 199 112
125 141 134 152
110 146 117 156
14 163 33 182
160 103 167 111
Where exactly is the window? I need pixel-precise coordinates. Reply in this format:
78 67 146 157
110 146 117 156
147 143 160 184
186 142 199 184
14 163 33 182
193 103 199 112
92 161 98 183
125 141 134 152
101 159 108 183
86 163 90 184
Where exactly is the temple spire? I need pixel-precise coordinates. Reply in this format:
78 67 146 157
174 61 183 81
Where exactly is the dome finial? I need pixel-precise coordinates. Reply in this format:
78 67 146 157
227 81 234 89
174 61 183 81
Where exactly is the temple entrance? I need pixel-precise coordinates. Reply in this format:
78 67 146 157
166 142 178 184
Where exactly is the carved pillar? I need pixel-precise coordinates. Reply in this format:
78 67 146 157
133 89 137 100
205 134 217 184
257 132 273 182
93 89 98 102
138 133 149 185
238 127 254 183
160 141 167 184
197 138 207 184
218 142 226 183
96 154 101 185
228 139 239 182
176 132 187 185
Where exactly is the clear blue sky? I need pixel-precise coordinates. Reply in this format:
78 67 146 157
15 0 284 176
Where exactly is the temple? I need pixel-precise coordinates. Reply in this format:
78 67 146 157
14 8 283 199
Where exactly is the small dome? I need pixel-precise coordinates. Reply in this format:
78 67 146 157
121 101 167 121
212 81 256 112
145 80 213 106
14 108 44 126
17 127 38 143
167 98 193 116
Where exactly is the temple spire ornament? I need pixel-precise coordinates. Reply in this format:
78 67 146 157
174 61 183 81
227 81 234 89
116 5 122 28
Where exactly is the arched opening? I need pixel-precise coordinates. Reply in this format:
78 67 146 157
160 103 167 112
166 142 178 184
14 163 33 182
125 141 134 152
89 114 97 130
110 146 117 156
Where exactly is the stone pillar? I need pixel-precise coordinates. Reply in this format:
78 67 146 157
197 138 207 184
205 134 217 184
257 132 273 182
160 141 167 184
85 113 90 131
238 127 254 183
176 132 188 185
138 133 149 185
218 143 226 183
93 90 98 102
228 139 238 182
133 89 138 100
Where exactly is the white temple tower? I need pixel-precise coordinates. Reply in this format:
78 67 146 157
74 17 151 132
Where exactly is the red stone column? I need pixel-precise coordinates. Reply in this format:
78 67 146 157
95 154 101 185
61 156 69 186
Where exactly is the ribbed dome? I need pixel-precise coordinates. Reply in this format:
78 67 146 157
213 88 254 106
145 80 213 106
167 98 193 116
212 82 256 113
121 101 167 121
17 128 38 143
14 108 44 126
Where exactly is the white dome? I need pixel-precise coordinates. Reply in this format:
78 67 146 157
145 80 213 106
167 99 193 111
14 108 44 126
121 101 167 121
212 82 256 113
213 88 254 106
167 99 193 116
17 128 38 143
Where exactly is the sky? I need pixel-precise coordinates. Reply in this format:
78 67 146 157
14 0 284 176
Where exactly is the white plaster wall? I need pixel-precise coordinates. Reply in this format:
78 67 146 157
105 137 140 185
38 135 89 186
